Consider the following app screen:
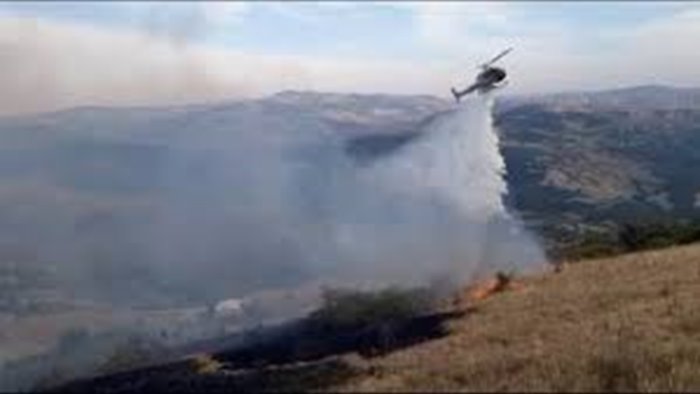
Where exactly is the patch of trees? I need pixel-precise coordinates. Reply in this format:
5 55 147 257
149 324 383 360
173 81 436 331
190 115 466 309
554 218 700 261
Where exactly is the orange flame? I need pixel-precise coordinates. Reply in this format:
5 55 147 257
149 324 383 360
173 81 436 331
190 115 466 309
446 271 527 312
468 277 507 301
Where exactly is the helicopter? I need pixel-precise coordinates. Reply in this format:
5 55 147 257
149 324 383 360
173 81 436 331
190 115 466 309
450 48 512 102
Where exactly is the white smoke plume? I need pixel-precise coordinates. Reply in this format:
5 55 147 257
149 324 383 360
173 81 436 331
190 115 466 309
133 92 544 302
372 93 507 219
319 93 543 285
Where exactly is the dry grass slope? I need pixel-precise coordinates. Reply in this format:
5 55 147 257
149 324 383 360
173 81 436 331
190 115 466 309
332 243 700 392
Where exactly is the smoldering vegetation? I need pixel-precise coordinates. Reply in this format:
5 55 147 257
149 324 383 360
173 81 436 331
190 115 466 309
0 92 544 390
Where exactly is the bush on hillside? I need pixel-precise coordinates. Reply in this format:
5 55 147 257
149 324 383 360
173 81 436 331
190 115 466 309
308 287 435 330
618 220 700 251
555 219 700 261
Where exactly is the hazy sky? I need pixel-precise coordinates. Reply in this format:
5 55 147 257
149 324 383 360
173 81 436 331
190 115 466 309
1 1 699 114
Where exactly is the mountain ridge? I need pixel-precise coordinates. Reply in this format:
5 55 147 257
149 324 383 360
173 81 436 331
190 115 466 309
4 84 700 122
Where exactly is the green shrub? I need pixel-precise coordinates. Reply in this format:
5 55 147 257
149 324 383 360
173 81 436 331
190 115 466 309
309 287 435 330
555 219 700 261
618 219 700 252
562 232 623 260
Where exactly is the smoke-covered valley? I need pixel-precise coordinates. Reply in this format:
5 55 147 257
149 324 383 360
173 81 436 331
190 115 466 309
3 85 700 390
0 90 547 384
0 91 548 307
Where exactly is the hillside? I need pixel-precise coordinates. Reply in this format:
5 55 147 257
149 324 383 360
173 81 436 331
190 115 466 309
50 243 700 392
335 243 700 392
498 88 700 225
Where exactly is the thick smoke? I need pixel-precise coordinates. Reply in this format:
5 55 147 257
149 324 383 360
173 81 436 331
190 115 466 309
135 93 544 304
0 92 545 391
339 93 544 284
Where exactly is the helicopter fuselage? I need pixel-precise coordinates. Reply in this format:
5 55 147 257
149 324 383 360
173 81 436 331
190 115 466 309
451 48 512 102
476 67 506 86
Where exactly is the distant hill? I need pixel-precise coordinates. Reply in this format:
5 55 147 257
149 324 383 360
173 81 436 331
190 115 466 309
504 85 700 111
496 86 700 243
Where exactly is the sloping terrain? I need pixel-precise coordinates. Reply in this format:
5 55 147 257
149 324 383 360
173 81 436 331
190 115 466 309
49 243 700 392
334 243 700 392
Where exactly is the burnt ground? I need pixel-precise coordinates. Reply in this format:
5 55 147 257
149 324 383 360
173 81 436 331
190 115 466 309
49 310 466 393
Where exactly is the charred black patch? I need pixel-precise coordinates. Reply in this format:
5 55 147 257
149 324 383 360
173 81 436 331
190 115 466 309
214 310 465 368
48 310 465 393
49 358 358 393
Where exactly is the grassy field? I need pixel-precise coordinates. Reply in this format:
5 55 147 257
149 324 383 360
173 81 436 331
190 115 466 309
331 243 700 392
